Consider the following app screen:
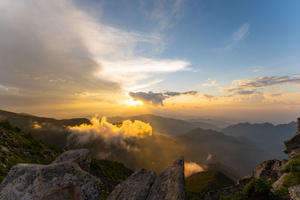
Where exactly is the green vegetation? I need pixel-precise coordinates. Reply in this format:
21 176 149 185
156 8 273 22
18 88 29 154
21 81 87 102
265 160 276 170
90 158 134 199
0 120 63 182
284 155 300 173
221 178 290 200
283 155 300 188
185 170 236 200
0 120 133 199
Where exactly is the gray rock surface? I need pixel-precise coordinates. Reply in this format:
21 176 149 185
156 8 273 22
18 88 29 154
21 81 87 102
0 149 101 200
146 156 187 200
52 148 91 172
253 159 287 181
272 173 288 190
289 184 300 200
285 118 300 153
107 168 156 200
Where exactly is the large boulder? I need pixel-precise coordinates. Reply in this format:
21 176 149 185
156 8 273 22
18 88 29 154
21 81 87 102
107 168 156 200
146 156 187 200
52 149 91 172
0 149 101 200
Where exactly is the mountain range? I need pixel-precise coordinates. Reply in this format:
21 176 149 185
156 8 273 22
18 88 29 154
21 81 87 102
0 109 296 178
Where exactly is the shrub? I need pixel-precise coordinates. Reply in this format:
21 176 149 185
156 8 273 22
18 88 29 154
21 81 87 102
283 172 300 188
265 160 276 170
221 178 290 200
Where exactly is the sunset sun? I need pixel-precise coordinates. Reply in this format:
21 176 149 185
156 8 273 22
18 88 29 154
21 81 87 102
125 98 143 106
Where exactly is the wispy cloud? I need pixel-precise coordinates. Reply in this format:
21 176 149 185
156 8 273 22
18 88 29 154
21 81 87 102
222 75 300 96
201 94 218 101
0 0 191 108
145 0 187 32
98 58 190 89
218 23 250 51
202 80 219 86
129 90 198 106
164 91 197 96
264 91 283 98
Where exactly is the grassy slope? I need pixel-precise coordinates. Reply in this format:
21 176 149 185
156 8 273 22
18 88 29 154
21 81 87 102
0 120 64 181
186 170 236 200
0 120 133 199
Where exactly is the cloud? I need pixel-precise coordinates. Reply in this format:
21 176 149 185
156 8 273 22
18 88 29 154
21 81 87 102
184 162 204 177
98 58 190 89
201 94 218 101
264 91 283 98
222 88 259 96
129 91 166 106
164 91 198 96
0 85 19 95
129 90 198 106
232 75 300 89
68 115 152 153
0 0 190 109
222 75 300 97
218 23 250 51
144 0 187 32
202 80 219 86
206 153 212 162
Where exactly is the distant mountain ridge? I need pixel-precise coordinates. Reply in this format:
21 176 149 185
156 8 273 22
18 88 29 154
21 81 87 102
221 121 297 159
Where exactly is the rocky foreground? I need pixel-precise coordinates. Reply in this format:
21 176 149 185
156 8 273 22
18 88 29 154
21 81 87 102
206 118 300 200
0 149 187 200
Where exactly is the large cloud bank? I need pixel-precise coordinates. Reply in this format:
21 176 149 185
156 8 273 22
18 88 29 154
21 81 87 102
68 115 152 152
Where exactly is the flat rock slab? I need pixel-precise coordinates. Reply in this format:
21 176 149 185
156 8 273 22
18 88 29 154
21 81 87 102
0 153 101 200
107 168 156 200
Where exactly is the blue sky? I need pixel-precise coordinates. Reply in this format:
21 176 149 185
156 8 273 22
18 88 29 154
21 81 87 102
0 0 299 123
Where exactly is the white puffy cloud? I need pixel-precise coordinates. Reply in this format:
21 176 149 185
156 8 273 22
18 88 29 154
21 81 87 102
68 115 152 152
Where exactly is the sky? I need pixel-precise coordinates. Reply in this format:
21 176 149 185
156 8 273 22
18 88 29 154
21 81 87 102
0 0 299 124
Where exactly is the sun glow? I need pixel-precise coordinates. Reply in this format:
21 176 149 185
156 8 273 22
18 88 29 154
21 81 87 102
125 98 143 106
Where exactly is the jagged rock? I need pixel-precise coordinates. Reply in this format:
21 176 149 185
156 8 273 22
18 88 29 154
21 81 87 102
0 162 101 200
285 134 300 151
52 149 91 172
107 168 156 200
252 159 287 181
205 175 253 200
289 184 300 200
285 118 300 158
146 156 187 200
107 156 187 200
272 173 288 190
